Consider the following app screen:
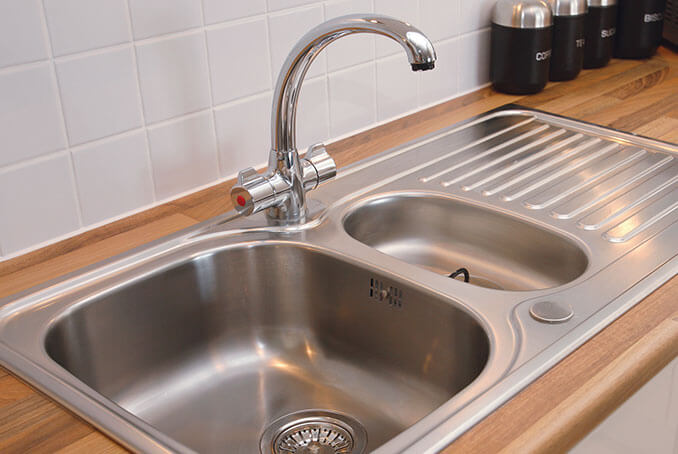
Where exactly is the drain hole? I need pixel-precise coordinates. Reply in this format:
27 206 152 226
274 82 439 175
261 410 367 454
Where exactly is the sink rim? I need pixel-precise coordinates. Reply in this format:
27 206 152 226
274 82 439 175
0 104 675 454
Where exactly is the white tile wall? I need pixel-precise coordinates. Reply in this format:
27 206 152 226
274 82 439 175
460 0 496 35
128 0 203 40
147 111 219 199
325 0 374 71
374 0 419 57
268 5 326 79
56 47 143 144
207 18 272 105
296 76 330 150
268 0 318 12
0 63 67 166
376 55 418 121
328 62 376 137
420 0 460 42
419 38 459 106
136 31 211 123
0 153 80 254
0 0 48 69
44 0 131 57
0 0 494 260
459 29 492 93
72 131 154 224
214 93 270 178
202 0 266 24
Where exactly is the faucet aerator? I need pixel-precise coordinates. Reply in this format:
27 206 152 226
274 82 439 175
412 62 435 71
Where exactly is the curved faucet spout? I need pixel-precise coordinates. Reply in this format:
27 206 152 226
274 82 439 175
272 14 437 154
231 14 436 223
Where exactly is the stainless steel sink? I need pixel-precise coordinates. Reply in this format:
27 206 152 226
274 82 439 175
344 194 588 291
44 243 489 453
0 106 676 453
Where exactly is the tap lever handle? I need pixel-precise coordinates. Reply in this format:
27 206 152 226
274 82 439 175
305 143 327 160
232 168 279 216
302 143 337 190
237 167 260 186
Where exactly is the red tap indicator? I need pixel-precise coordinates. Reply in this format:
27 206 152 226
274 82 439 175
236 196 246 207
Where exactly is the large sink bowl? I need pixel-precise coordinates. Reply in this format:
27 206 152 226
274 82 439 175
344 194 589 291
44 243 489 453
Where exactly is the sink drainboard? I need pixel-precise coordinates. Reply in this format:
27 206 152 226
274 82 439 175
415 112 677 244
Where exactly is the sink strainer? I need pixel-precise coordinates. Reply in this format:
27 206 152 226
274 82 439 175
260 410 367 454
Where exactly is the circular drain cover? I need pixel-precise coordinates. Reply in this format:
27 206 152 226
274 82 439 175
277 421 352 454
260 410 367 454
530 301 574 324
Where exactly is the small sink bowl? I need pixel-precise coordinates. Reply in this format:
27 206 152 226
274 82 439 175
344 194 589 291
44 243 489 453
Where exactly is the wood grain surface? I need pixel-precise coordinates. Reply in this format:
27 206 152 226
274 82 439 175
500 310 678 454
0 48 676 453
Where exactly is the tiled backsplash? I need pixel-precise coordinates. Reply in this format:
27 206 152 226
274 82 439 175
0 0 495 260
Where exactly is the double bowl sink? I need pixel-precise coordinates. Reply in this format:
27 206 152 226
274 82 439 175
0 106 676 453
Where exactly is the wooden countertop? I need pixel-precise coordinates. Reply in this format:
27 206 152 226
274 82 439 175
1 49 677 453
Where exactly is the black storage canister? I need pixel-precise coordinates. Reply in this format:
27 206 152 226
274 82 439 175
665 0 678 47
548 0 588 81
615 0 667 58
491 0 554 94
584 0 617 68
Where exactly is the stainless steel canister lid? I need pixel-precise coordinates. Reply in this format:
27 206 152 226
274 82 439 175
548 0 589 15
587 0 617 6
493 0 554 28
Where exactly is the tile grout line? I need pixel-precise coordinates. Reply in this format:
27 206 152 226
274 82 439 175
265 13 276 96
415 0 423 108
371 61 378 124
370 0 378 123
261 1 277 151
0 58 51 76
38 0 85 228
323 71 332 140
321 3 331 141
198 0 225 178
372 0 379 125
50 42 134 64
0 150 71 175
123 0 158 202
453 33 461 99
